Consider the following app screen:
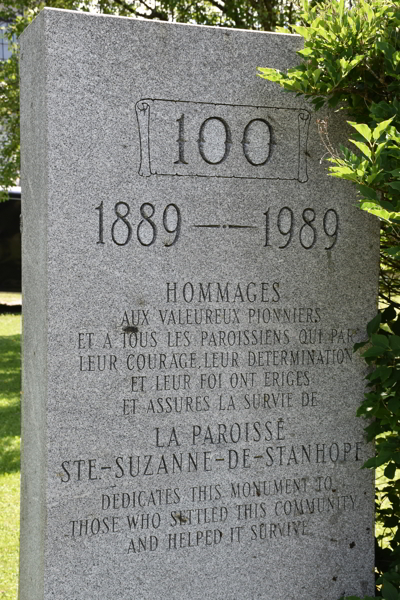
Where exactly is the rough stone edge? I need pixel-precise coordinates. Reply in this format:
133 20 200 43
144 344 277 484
19 10 48 600
25 5 300 36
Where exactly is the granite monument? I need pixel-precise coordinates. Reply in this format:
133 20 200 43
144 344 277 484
20 9 378 600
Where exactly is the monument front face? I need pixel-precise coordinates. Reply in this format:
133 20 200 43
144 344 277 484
20 10 378 600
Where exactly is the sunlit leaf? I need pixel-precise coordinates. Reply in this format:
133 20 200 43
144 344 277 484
348 121 373 143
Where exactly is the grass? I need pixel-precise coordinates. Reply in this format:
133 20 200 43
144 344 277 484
0 293 21 307
0 314 21 600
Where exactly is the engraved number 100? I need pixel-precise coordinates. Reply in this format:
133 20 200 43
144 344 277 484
175 114 271 166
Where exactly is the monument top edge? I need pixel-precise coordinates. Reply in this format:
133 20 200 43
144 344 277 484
20 6 301 40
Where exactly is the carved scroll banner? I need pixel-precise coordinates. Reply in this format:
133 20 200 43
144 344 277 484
136 99 311 182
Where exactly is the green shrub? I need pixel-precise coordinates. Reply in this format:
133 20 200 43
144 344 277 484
259 1 400 596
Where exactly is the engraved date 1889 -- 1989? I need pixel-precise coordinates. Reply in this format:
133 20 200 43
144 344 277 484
94 202 340 251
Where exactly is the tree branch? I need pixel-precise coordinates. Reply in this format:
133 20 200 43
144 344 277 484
207 0 226 13
109 0 138 15
378 291 400 309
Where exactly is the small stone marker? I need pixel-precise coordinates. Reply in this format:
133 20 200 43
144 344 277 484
20 9 378 600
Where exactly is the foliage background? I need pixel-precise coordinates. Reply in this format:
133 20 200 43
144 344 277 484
259 1 400 597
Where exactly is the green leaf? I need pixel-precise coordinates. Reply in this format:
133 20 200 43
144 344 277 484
348 121 372 143
297 47 314 57
382 305 397 322
362 346 386 358
350 139 372 159
312 98 326 111
328 94 343 109
377 41 396 61
312 68 322 83
329 165 358 178
293 25 309 37
384 462 397 479
381 200 397 212
388 181 400 191
371 334 390 348
367 313 382 336
374 142 388 160
382 580 399 600
385 246 400 257
376 451 394 467
368 366 392 382
348 55 364 70
360 206 394 222
388 397 400 415
353 340 367 352
391 317 400 336
357 184 378 201
389 336 400 351
361 0 374 23
257 67 284 82
373 117 395 141
383 516 399 528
